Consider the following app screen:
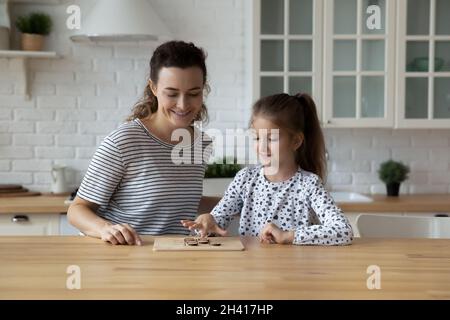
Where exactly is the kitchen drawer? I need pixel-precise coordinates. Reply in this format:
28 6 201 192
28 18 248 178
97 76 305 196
0 213 59 235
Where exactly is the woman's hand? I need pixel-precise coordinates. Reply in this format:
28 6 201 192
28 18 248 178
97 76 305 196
99 223 143 246
181 213 227 238
259 222 294 244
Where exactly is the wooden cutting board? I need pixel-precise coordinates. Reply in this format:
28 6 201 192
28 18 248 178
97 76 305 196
153 237 245 251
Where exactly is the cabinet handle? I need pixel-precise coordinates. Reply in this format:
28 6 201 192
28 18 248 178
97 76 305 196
434 214 449 217
11 215 29 223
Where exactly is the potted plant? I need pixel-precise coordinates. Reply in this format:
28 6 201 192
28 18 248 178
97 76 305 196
378 160 410 197
15 12 52 51
203 157 242 196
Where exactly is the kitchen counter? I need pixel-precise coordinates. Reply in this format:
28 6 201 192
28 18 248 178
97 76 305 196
339 194 450 213
0 195 68 214
0 236 449 299
1 194 450 214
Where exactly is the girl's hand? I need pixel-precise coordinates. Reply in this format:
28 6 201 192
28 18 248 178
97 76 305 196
99 223 143 246
259 222 294 244
181 213 228 238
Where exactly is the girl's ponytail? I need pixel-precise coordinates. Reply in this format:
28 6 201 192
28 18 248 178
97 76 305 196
293 93 326 181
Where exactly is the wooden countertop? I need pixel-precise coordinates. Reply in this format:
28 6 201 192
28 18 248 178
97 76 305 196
1 236 449 299
339 194 450 213
0 195 69 214
1 194 450 214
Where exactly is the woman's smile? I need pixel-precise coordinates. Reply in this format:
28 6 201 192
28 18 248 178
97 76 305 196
171 109 192 118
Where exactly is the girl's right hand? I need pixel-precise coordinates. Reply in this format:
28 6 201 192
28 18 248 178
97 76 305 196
181 213 228 238
99 223 143 246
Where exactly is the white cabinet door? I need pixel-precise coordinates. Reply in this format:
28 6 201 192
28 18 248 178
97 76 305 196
396 0 450 128
323 0 396 128
254 0 324 119
0 213 59 235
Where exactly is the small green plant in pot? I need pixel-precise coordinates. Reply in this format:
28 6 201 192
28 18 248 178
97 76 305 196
378 160 410 197
204 157 242 178
203 157 242 196
15 12 52 51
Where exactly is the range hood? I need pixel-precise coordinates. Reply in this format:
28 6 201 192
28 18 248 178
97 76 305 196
70 0 171 42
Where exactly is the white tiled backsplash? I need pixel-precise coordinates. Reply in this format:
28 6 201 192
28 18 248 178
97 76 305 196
1 0 450 194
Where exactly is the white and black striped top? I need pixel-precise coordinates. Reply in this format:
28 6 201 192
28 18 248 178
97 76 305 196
77 119 213 235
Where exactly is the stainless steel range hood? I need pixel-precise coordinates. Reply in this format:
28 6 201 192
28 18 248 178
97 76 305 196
70 0 171 42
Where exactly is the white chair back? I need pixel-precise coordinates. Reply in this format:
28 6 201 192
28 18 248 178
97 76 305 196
356 214 450 239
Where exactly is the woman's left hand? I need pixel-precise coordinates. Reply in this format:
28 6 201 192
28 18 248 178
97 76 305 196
259 222 294 244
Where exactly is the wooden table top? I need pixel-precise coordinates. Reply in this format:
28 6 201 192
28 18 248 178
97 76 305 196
1 236 450 299
1 194 450 215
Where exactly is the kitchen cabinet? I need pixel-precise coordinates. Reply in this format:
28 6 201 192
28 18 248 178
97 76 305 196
253 0 450 128
396 0 450 128
253 0 324 118
0 213 59 235
323 0 396 127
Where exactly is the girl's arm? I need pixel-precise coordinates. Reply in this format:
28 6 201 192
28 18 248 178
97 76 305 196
210 168 248 230
294 176 353 246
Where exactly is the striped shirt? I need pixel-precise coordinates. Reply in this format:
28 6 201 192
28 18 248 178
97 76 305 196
77 119 213 235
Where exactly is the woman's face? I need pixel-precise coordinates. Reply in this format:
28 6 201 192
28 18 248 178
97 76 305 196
150 67 204 129
251 115 303 169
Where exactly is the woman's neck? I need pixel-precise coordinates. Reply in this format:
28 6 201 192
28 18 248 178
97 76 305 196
263 160 299 183
141 114 193 145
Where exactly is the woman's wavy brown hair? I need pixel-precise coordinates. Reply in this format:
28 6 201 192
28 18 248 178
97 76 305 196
127 41 209 123
251 93 327 181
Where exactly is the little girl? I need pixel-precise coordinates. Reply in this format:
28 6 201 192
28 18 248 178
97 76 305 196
182 93 353 245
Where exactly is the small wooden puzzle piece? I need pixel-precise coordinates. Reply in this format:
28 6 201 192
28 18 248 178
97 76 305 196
184 237 198 246
197 238 209 244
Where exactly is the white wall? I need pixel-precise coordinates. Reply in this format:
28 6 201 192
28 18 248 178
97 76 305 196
0 0 449 194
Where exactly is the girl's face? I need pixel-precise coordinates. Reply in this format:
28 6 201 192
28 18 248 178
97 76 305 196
251 115 303 169
150 67 204 129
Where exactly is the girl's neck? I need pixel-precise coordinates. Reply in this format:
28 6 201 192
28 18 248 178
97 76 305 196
263 161 299 183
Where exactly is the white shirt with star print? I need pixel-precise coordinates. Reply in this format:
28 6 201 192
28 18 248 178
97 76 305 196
210 165 353 245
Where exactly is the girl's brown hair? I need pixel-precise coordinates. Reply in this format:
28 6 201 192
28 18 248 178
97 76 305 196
127 40 209 122
251 93 327 181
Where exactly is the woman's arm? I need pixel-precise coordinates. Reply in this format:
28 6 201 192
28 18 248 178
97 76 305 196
68 196 142 245
68 196 105 238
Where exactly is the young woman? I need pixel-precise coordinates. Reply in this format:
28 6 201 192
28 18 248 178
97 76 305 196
68 41 217 246
182 93 353 246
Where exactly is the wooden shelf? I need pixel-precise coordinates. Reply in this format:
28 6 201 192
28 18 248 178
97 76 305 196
0 50 60 99
0 50 58 58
